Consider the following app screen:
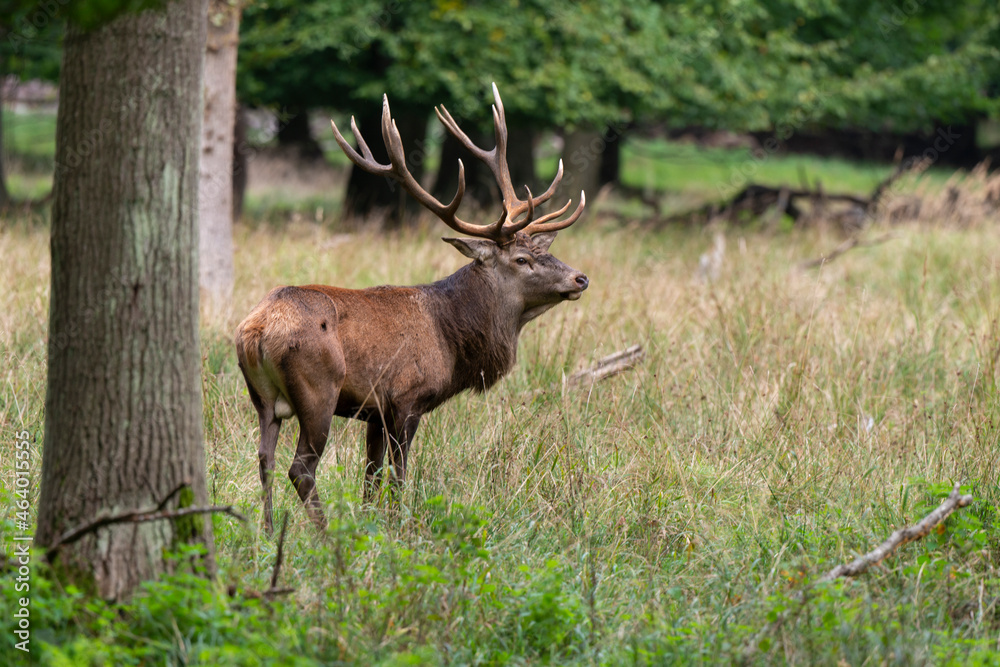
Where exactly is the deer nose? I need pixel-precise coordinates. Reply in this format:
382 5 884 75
575 273 589 290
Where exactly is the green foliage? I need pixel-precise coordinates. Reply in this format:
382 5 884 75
239 0 1000 133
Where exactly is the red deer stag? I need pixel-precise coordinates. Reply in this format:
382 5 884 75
236 84 588 532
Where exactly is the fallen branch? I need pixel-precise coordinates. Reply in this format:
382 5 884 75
820 482 973 582
46 501 246 562
743 482 975 660
657 160 919 229
798 232 896 270
565 345 644 389
266 513 291 598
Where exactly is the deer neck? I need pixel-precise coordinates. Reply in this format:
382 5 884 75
428 263 522 393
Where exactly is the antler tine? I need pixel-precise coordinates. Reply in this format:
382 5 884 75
521 191 587 236
435 104 491 162
330 115 389 175
528 159 564 207
331 95 495 237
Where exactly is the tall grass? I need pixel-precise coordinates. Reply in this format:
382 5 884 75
3 181 1000 663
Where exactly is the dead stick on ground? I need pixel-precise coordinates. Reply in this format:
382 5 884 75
799 232 896 270
47 504 247 562
744 482 974 660
267 513 290 594
819 482 973 582
565 344 645 389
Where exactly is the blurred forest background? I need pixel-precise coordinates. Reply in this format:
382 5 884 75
3 0 999 224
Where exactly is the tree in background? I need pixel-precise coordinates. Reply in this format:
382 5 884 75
199 0 243 310
36 0 215 599
0 0 62 209
239 0 998 215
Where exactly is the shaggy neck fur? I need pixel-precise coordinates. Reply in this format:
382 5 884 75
426 262 522 394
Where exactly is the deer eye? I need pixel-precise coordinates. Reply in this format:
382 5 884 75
515 257 529 266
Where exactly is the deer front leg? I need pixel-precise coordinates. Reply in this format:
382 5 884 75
365 412 421 502
364 419 387 502
387 413 421 491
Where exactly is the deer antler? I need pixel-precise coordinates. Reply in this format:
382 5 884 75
330 83 586 241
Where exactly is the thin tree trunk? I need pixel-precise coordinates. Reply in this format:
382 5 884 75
199 0 241 310
232 102 248 220
0 71 11 210
37 0 214 600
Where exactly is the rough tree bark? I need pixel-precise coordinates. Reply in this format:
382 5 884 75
36 0 214 600
343 102 428 228
199 0 241 310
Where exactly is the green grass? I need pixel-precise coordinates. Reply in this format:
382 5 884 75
2 132 1000 663
3 204 1000 663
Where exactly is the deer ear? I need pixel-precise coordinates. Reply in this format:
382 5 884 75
530 232 557 252
443 237 497 262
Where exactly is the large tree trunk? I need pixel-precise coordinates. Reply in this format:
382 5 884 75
506 125 538 198
343 103 428 228
37 0 214 600
199 0 241 311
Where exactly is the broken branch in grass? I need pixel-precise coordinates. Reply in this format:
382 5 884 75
820 482 974 582
743 482 974 660
565 344 645 389
798 232 896 270
46 501 247 563
268 513 290 592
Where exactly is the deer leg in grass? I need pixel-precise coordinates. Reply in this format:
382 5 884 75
242 375 283 535
387 414 421 492
288 383 340 530
258 412 282 535
288 401 335 530
364 412 421 501
364 419 388 501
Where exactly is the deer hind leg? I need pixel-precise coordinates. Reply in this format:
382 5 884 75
289 400 336 530
258 409 282 535
284 346 344 530
388 413 421 491
241 371 283 535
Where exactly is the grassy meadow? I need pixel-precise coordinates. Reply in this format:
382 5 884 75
2 127 1000 664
